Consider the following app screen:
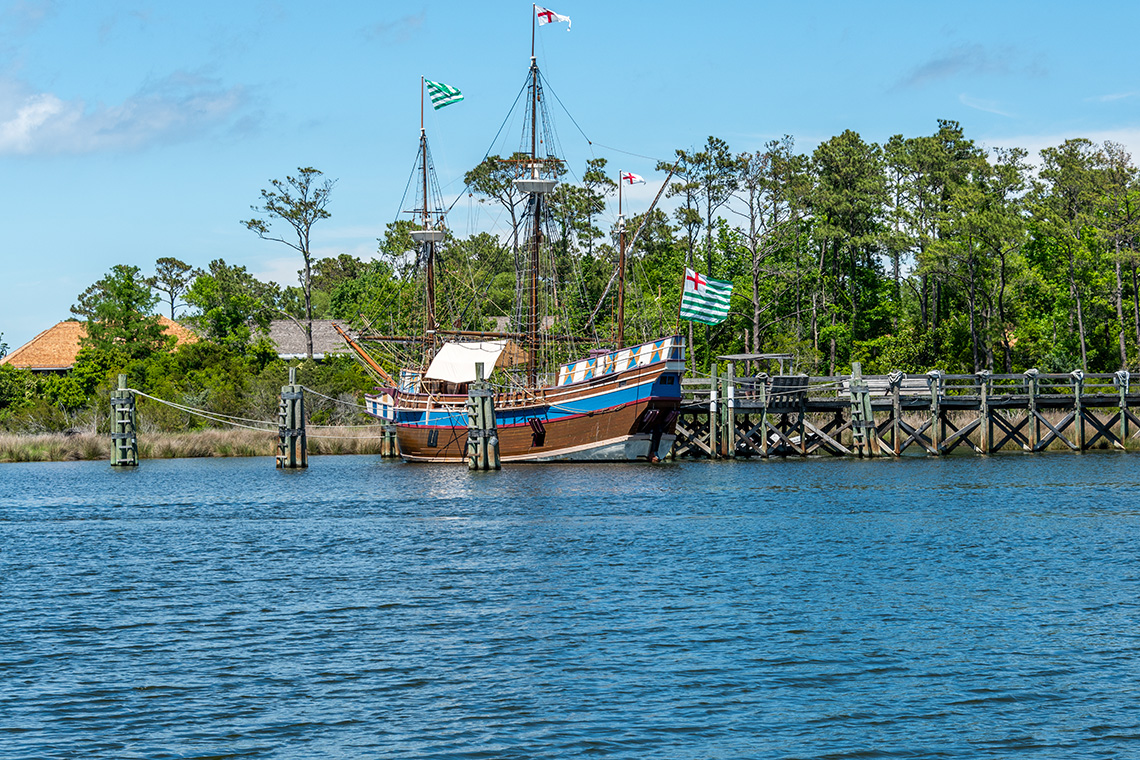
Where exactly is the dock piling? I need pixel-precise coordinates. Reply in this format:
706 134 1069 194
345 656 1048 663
978 370 992 454
709 364 719 460
1116 370 1130 447
466 362 501 471
110 373 138 467
1072 370 1086 451
277 366 307 469
848 362 874 457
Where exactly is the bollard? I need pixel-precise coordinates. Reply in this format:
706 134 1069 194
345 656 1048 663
277 366 307 469
110 373 138 467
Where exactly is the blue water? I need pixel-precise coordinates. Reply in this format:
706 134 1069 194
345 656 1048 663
2 454 1139 759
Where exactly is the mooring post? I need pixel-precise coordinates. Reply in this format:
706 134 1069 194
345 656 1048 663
1072 369 1085 451
709 364 719 460
110 373 138 467
1025 369 1039 451
1116 370 1130 448
725 362 736 459
380 423 398 457
466 362 500 471
927 370 943 455
848 362 874 458
977 370 992 454
889 370 903 457
277 366 307 469
757 374 769 459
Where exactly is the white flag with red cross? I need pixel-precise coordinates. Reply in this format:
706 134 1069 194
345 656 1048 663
535 5 571 30
621 172 645 185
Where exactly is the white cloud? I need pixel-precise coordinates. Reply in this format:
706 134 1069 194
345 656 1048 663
0 71 250 155
1090 91 1139 103
958 93 1015 118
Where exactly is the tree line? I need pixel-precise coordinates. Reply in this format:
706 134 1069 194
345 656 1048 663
3 122 1140 429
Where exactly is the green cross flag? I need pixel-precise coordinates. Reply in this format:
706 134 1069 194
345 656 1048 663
425 79 463 110
679 268 733 325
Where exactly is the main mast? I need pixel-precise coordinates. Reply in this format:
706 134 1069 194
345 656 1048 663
515 9 557 387
410 77 445 337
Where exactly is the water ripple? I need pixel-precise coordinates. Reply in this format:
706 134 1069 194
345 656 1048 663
1 454 1139 758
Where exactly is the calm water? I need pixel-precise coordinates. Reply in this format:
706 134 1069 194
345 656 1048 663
2 453 1139 759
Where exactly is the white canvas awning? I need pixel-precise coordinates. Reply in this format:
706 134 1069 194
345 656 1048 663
423 341 507 384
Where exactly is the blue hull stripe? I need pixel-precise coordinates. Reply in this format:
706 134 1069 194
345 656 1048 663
397 375 681 428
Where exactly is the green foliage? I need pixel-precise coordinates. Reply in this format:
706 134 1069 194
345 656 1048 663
71 264 169 361
150 257 196 319
185 259 278 350
0 364 33 411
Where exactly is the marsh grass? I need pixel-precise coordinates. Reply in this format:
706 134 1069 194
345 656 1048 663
0 427 389 463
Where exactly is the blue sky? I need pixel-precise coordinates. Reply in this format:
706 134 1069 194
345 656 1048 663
3 0 1139 351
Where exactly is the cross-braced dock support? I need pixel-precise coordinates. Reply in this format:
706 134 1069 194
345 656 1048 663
672 368 1140 459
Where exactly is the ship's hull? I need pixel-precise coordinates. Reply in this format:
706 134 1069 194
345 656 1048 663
367 337 684 463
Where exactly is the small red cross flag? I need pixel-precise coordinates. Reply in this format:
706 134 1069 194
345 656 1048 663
535 5 571 30
621 172 646 185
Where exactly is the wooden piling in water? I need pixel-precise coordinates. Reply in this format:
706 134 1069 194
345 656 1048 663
1116 371 1130 447
466 362 501 471
110 373 138 467
380 424 399 458
277 367 307 469
709 364 719 460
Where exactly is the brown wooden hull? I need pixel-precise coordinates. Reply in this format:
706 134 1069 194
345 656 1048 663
395 360 681 463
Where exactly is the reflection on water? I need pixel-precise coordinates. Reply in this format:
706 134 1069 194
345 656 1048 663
2 453 1139 758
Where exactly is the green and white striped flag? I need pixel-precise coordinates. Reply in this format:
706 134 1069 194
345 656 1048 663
679 268 733 325
425 79 463 110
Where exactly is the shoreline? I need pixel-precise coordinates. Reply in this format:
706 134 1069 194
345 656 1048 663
0 427 388 463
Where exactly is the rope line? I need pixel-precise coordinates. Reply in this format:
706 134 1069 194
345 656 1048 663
300 385 372 411
129 390 277 432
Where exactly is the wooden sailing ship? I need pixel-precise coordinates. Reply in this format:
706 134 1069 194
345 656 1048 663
343 12 685 462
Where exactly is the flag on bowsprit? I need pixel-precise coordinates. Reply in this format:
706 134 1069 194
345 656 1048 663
425 79 463 110
621 172 645 185
679 268 733 325
535 5 572 29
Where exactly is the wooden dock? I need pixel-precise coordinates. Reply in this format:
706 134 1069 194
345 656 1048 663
673 363 1139 458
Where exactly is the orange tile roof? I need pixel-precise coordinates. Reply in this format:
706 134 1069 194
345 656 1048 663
1 316 197 371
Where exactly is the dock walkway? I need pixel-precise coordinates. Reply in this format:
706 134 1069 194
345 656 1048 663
673 364 1139 458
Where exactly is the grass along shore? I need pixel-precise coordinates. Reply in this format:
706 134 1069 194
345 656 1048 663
0 427 389 463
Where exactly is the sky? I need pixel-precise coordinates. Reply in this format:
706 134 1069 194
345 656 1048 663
2 0 1139 351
